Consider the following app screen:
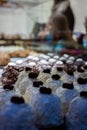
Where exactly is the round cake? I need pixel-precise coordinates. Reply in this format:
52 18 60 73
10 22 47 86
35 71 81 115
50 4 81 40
0 96 37 130
29 87 64 129
66 91 87 130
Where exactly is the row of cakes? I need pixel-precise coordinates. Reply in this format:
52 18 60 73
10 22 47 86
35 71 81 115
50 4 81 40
0 53 87 130
0 50 39 66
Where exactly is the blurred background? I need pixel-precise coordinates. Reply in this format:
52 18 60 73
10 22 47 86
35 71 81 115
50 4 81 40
0 0 87 66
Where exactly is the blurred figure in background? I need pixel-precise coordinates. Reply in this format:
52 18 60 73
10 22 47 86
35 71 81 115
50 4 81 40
38 14 78 51
77 18 87 48
50 14 78 51
38 14 78 52
38 22 52 40
52 0 75 31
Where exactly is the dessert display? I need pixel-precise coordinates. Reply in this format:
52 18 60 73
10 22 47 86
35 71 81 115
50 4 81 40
0 53 87 130
0 45 30 58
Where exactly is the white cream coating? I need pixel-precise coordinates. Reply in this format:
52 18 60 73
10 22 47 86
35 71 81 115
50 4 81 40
37 72 51 83
24 86 40 103
28 62 36 67
66 60 74 64
39 60 49 65
48 59 56 65
76 58 83 62
8 62 16 66
15 69 34 95
32 57 39 61
27 55 34 60
15 76 33 95
47 53 54 57
51 65 65 77
39 54 50 60
16 60 23 65
61 75 74 83
69 56 75 61
53 55 59 60
59 57 66 61
55 61 63 65
63 54 69 59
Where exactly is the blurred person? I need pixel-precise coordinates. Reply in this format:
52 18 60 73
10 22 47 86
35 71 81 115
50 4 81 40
52 0 75 31
77 18 87 49
49 14 78 51
38 22 52 40
38 14 78 52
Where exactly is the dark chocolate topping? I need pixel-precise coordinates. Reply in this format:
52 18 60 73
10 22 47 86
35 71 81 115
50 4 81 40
57 67 63 72
66 70 74 76
52 74 60 80
63 83 74 89
3 85 14 90
40 87 52 95
25 67 32 72
11 96 25 104
84 65 87 70
43 69 51 74
77 67 84 73
28 72 38 79
33 81 43 88
77 78 87 85
80 91 87 98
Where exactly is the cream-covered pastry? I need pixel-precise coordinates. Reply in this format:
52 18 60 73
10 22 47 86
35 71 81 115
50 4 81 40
56 83 78 115
30 87 64 128
0 96 37 130
66 91 87 130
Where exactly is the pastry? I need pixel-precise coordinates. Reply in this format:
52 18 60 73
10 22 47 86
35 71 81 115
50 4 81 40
56 82 78 114
29 87 64 129
0 52 10 66
0 96 37 130
66 91 87 130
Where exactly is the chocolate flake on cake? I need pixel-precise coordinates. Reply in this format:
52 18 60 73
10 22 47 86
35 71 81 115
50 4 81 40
11 96 25 104
63 83 74 89
28 72 38 79
3 85 14 90
77 66 84 73
84 65 87 70
25 67 32 72
43 69 51 74
33 81 43 88
57 67 63 72
80 91 87 98
77 78 87 85
40 87 52 94
52 74 60 80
